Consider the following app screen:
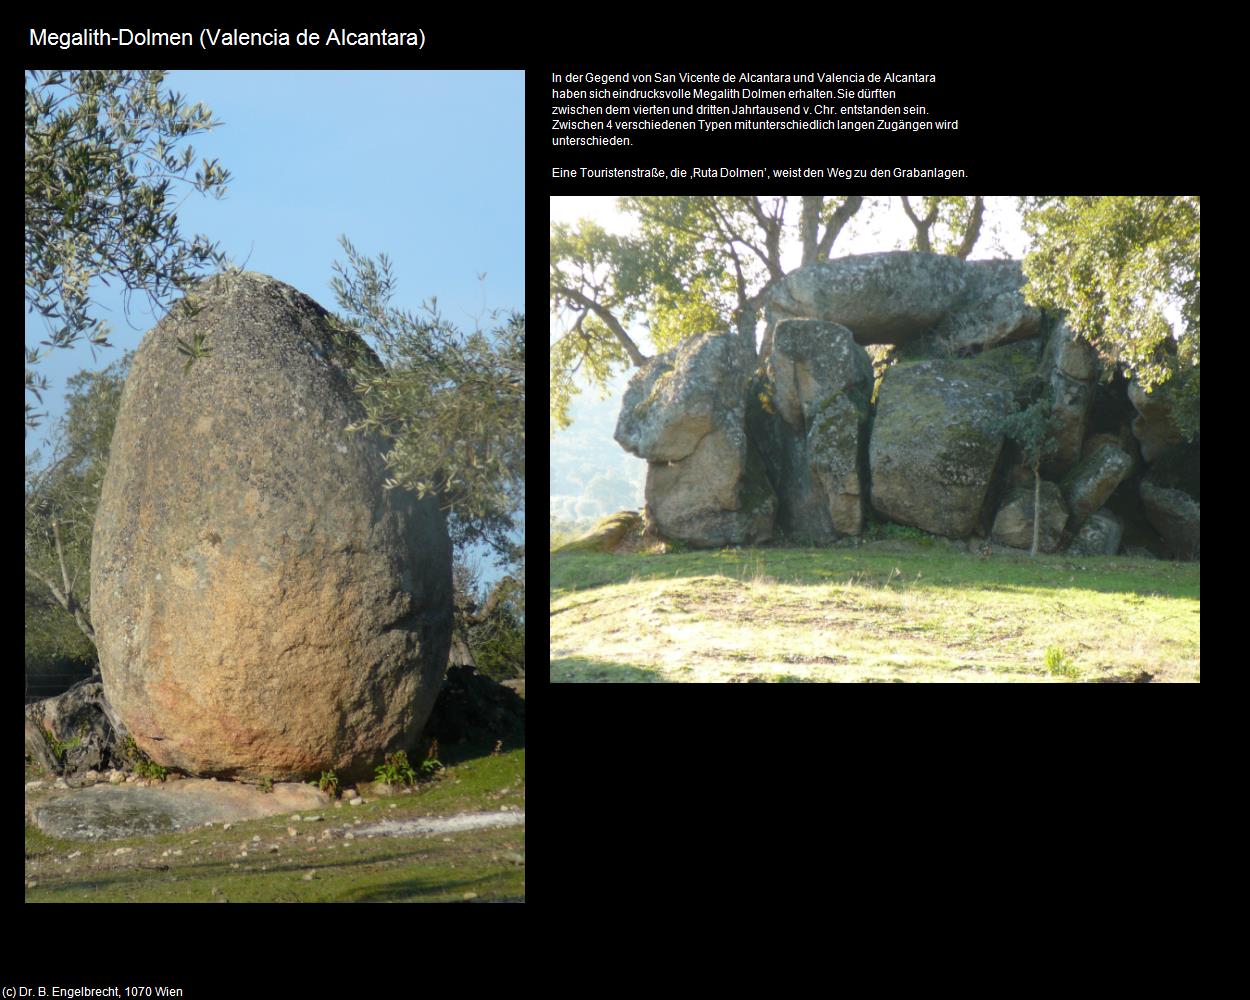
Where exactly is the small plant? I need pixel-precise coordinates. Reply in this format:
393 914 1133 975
134 759 168 782
42 728 80 764
312 770 339 797
491 740 503 757
259 776 274 793
1044 646 1080 679
420 739 443 778
375 750 418 787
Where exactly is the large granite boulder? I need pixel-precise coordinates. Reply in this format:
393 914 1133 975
1067 508 1124 557
766 252 1035 349
1040 318 1098 477
91 271 453 783
870 340 1041 538
615 332 750 462
617 332 775 547
1128 377 1184 463
1061 442 1134 526
990 481 1069 553
751 320 873 541
1139 481 1200 559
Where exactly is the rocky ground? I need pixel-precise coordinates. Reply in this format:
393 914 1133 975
24 746 525 902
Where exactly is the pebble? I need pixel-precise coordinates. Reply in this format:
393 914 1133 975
54 778 70 789
344 832 354 840
108 771 124 784
389 804 398 809
287 827 298 837
269 845 280 853
240 850 248 858
211 887 220 896
303 815 323 822
303 870 317 880
354 819 362 825
166 772 181 781
502 852 524 865
349 797 363 806
113 847 133 855
25 781 43 791
342 789 358 799
67 851 81 860
82 770 100 784
290 814 301 821
124 775 137 783
26 880 38 889
463 892 478 900
204 821 214 828
222 823 232 831
172 850 183 856
252 835 261 842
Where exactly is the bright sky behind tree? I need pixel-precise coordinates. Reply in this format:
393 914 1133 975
27 69 525 455
26 69 524 586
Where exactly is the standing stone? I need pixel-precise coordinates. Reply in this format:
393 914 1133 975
1061 443 1134 526
1067 508 1124 557
616 332 775 547
1040 317 1098 477
757 320 873 541
91 271 453 783
1127 377 1184 464
870 341 1040 539
1139 481 1200 560
990 481 1069 553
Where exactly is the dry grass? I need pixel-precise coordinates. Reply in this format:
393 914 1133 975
551 543 1200 683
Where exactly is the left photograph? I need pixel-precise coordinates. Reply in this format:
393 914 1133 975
25 69 525 902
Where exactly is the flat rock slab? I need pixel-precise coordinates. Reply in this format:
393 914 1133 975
31 779 329 841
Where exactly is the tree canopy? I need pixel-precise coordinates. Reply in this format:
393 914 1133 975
550 195 992 430
1021 195 1199 436
25 69 230 429
331 237 525 569
25 352 133 660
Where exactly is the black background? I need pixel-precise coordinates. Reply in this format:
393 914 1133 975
17 14 1202 955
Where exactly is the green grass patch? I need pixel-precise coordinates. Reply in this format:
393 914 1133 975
25 749 525 903
551 542 1199 684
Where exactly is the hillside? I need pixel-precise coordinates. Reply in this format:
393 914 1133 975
551 376 646 530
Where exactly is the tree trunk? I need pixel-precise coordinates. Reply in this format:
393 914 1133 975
1030 463 1042 558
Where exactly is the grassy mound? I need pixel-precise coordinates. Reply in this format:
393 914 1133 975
551 541 1200 683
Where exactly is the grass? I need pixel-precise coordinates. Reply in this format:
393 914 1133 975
551 541 1200 683
24 746 524 903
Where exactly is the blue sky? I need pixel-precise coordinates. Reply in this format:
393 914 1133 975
26 70 524 581
27 69 524 447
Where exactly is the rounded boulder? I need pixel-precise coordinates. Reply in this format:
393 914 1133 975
91 271 452 783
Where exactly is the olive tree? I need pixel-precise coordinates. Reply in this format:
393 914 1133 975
25 70 230 429
330 236 525 571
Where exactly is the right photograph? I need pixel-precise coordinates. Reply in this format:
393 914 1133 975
550 196 1199 683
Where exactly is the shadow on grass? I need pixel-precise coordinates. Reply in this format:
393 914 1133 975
26 832 524 903
550 657 668 683
551 545 1201 601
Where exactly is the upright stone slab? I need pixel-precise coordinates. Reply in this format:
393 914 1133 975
761 320 873 540
616 332 775 547
869 341 1040 539
91 271 453 783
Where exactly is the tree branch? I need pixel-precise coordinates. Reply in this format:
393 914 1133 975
553 284 649 367
955 196 985 260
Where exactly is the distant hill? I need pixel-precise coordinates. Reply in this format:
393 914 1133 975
551 373 645 532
